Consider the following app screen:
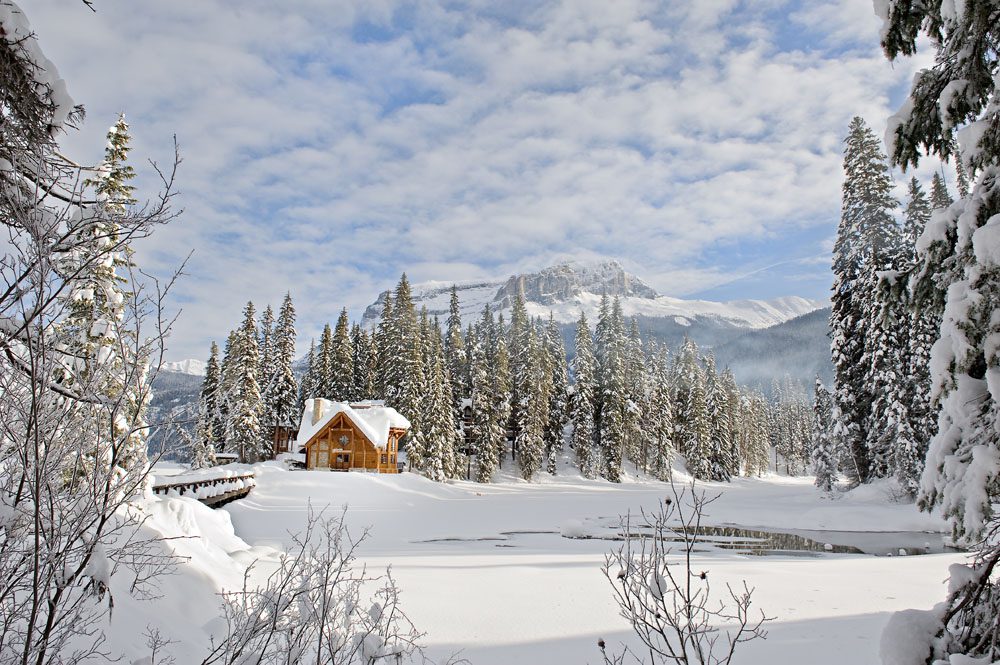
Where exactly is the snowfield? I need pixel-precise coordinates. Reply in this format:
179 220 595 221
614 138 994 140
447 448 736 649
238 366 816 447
193 460 960 665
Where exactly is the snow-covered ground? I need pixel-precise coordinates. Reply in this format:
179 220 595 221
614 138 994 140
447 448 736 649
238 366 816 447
203 461 962 665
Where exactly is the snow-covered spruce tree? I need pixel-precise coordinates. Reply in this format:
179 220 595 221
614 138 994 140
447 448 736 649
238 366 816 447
330 307 354 401
387 276 427 470
0 12 182 660
515 323 551 481
719 368 743 478
216 329 238 453
227 302 265 462
930 172 954 211
598 298 629 482
543 314 569 475
810 379 837 492
59 112 150 477
878 0 1000 545
508 293 531 463
200 341 224 447
190 397 218 470
702 354 732 482
316 322 334 400
742 391 772 477
490 315 513 469
257 304 275 389
571 312 599 478
297 339 317 416
647 344 675 481
830 116 899 484
624 320 649 474
419 321 456 483
672 338 711 479
351 323 377 401
445 285 469 431
593 292 612 452
470 312 499 482
267 293 298 442
374 292 395 398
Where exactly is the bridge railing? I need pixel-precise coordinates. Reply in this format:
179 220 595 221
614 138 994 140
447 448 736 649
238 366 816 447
151 471 256 507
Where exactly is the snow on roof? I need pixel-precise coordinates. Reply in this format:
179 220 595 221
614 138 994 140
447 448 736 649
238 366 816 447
295 398 410 450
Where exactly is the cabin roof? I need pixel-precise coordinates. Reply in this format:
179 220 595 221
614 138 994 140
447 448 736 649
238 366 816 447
295 398 410 450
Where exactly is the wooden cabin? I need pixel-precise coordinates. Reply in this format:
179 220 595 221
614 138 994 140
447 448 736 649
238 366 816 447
295 398 409 473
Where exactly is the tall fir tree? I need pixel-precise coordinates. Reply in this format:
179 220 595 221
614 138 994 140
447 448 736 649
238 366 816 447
228 302 264 462
508 293 531 463
570 312 599 478
351 324 377 401
810 380 838 492
703 354 733 481
543 315 569 474
515 324 550 481
316 323 334 400
830 116 898 484
624 320 648 473
444 286 469 431
469 311 500 482
201 341 224 446
647 344 674 481
297 339 316 416
929 172 954 211
330 308 354 401
268 293 299 435
879 0 1000 541
598 298 629 482
672 338 711 479
59 113 147 476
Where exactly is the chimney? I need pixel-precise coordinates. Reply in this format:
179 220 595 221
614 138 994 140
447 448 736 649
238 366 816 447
311 398 324 426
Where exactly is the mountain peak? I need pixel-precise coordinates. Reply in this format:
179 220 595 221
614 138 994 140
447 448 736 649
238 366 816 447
493 260 658 309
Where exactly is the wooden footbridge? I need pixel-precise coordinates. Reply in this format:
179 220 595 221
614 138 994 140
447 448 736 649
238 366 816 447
151 471 256 508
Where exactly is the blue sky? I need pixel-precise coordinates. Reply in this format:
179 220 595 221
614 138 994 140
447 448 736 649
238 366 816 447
27 0 942 360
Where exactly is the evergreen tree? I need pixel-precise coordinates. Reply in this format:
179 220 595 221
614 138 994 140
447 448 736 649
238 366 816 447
351 324 377 401
268 294 299 434
59 113 147 476
508 293 531 462
490 314 513 471
190 405 218 470
672 338 711 479
830 116 898 484
201 341 224 446
297 340 316 417
742 391 771 477
647 344 674 481
624 320 648 473
598 298 629 482
879 0 1000 541
445 286 469 431
703 354 732 482
216 329 238 453
469 312 498 482
421 320 456 482
929 172 953 210
515 325 550 481
228 302 264 462
718 368 743 478
570 313 599 478
316 323 334 400
543 315 569 474
386 275 427 470
330 308 354 401
810 380 837 492
257 304 276 445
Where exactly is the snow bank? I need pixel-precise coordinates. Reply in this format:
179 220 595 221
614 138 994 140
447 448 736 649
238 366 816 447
879 604 945 665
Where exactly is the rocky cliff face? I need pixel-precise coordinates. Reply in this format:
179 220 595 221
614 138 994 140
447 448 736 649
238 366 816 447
492 261 658 309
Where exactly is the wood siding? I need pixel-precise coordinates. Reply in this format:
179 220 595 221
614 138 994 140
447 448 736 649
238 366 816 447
303 412 402 473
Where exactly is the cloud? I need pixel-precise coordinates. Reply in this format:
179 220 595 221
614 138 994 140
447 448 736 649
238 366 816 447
24 0 936 359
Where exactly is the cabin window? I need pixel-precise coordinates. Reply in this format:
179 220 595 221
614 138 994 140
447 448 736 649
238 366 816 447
381 454 388 464
336 454 347 464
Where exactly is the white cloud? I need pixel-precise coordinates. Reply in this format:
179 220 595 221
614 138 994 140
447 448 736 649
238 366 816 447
24 0 935 359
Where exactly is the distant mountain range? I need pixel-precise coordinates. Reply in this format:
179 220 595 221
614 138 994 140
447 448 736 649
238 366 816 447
149 260 832 455
362 260 822 331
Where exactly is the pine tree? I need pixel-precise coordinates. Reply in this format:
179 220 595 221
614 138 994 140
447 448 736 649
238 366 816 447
879 0 1000 542
508 293 531 462
624 320 648 473
742 391 771 477
647 344 674 481
469 312 499 482
672 338 711 479
929 172 953 211
297 340 316 417
490 314 513 471
257 304 277 444
190 404 218 470
598 298 629 482
703 354 732 482
516 324 550 481
201 341 224 446
330 308 354 401
316 323 334 400
374 293 395 399
268 294 298 435
543 315 569 475
830 116 898 484
216 329 238 454
570 312 599 478
810 380 837 491
386 275 427 470
351 324 377 401
59 113 147 476
718 368 743 478
421 319 456 482
228 302 264 462
445 286 469 431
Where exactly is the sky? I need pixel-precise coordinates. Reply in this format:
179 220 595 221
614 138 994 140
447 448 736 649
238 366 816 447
25 0 943 361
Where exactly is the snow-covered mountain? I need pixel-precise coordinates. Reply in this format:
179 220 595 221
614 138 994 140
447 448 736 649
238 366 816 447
362 260 824 331
161 358 207 376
